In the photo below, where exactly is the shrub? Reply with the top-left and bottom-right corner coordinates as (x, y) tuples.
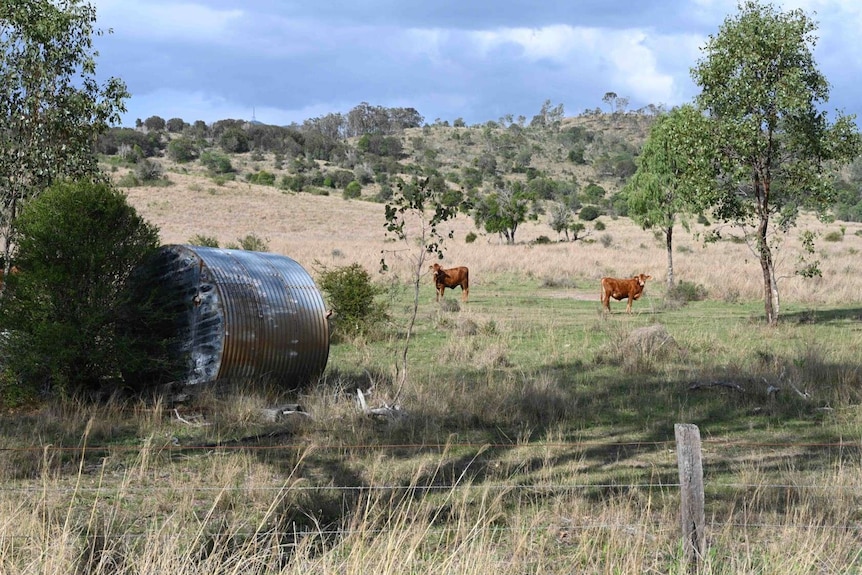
(117, 172), (139, 187)
(823, 230), (843, 242)
(594, 220), (606, 231)
(465, 231), (478, 244)
(167, 137), (198, 163)
(279, 174), (305, 192)
(135, 158), (163, 182)
(315, 263), (389, 340)
(666, 280), (709, 304)
(226, 233), (269, 252)
(0, 180), (160, 400)
(343, 181), (362, 199)
(373, 183), (394, 203)
(188, 234), (220, 247)
(599, 233), (613, 248)
(219, 127), (249, 153)
(200, 151), (234, 175)
(532, 235), (552, 245)
(579, 205), (601, 221)
(248, 170), (276, 186)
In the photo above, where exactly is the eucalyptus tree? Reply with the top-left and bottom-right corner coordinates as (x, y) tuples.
(0, 0), (128, 279)
(624, 105), (716, 289)
(472, 185), (536, 245)
(691, 0), (860, 324)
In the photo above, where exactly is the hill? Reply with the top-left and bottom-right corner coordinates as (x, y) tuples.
(107, 111), (862, 306)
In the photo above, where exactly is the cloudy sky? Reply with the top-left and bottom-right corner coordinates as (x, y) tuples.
(90, 0), (862, 128)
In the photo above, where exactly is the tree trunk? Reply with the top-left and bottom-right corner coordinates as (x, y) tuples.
(665, 225), (674, 289)
(755, 172), (779, 326)
(757, 214), (779, 325)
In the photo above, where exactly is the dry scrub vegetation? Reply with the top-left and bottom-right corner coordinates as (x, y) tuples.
(2, 166), (862, 573)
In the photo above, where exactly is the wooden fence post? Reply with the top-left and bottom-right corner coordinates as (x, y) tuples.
(675, 423), (705, 572)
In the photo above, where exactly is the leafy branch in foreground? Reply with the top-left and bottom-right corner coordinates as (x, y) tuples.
(0, 0), (128, 282)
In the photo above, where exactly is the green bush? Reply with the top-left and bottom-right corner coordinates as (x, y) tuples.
(226, 233), (269, 252)
(316, 263), (389, 340)
(167, 137), (198, 163)
(465, 231), (478, 244)
(343, 181), (362, 199)
(0, 180), (160, 400)
(188, 234), (220, 247)
(579, 205), (601, 221)
(117, 172), (139, 187)
(594, 220), (606, 231)
(666, 280), (709, 304)
(248, 170), (276, 186)
(219, 127), (249, 153)
(200, 151), (234, 175)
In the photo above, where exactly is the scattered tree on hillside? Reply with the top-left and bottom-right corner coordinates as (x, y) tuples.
(166, 117), (186, 132)
(143, 115), (166, 132)
(624, 105), (716, 289)
(601, 92), (629, 115)
(346, 102), (423, 137)
(219, 127), (250, 153)
(472, 185), (537, 244)
(691, 0), (860, 325)
(549, 203), (573, 241)
(530, 99), (565, 131)
(0, 0), (128, 283)
(602, 92), (618, 113)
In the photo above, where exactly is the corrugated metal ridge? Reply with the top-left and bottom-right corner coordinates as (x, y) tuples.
(178, 245), (329, 386)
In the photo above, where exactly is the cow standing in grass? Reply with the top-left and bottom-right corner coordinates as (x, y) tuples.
(430, 263), (469, 302)
(601, 274), (651, 313)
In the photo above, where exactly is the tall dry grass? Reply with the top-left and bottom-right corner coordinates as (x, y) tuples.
(2, 429), (861, 574)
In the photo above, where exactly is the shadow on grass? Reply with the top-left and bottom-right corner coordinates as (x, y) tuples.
(780, 306), (862, 325)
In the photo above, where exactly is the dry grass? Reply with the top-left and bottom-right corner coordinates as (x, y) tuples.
(121, 169), (862, 306)
(1, 434), (861, 574)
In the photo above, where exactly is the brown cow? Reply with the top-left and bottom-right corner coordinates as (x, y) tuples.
(430, 263), (469, 302)
(600, 273), (651, 313)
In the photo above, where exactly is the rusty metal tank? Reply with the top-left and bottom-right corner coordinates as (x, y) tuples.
(125, 245), (329, 389)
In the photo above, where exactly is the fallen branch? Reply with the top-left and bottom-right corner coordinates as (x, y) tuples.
(260, 404), (312, 422)
(173, 409), (211, 426)
(357, 388), (405, 420)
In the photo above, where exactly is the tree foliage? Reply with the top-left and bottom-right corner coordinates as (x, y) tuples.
(624, 105), (716, 288)
(0, 181), (160, 400)
(472, 186), (536, 244)
(691, 0), (860, 324)
(0, 0), (128, 275)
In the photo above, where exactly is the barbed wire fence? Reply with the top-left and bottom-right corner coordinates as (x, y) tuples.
(2, 424), (861, 569)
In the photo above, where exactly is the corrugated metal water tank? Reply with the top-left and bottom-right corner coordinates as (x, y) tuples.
(132, 245), (329, 388)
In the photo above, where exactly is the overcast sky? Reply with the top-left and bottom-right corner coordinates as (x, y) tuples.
(90, 0), (862, 128)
